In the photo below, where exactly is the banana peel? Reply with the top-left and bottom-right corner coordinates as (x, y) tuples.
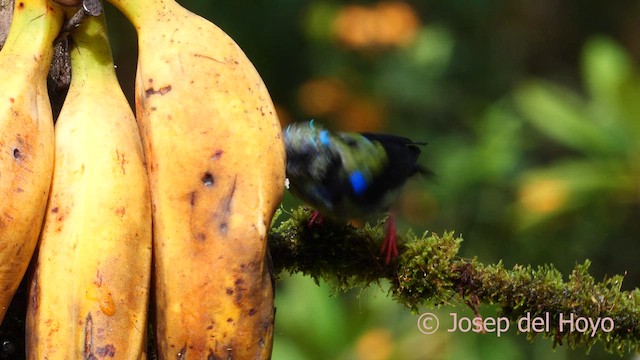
(26, 10), (151, 359)
(0, 0), (62, 323)
(105, 0), (285, 358)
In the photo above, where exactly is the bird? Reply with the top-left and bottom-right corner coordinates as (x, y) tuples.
(283, 120), (431, 264)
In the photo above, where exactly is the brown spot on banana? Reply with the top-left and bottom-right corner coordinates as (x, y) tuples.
(211, 149), (224, 160)
(177, 345), (187, 360)
(193, 53), (225, 64)
(95, 344), (116, 357)
(12, 147), (21, 159)
(115, 207), (126, 217)
(211, 176), (237, 236)
(84, 312), (94, 358)
(144, 84), (172, 97)
(115, 149), (127, 174)
(202, 172), (214, 187)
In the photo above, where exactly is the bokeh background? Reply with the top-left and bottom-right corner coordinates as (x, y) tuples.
(103, 1), (640, 359)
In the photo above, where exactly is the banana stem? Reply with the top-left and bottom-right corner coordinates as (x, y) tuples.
(68, 10), (117, 83)
(1, 0), (63, 63)
(57, 0), (102, 40)
(106, 0), (178, 29)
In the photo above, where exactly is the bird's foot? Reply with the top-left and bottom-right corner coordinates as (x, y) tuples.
(380, 214), (399, 264)
(308, 210), (324, 228)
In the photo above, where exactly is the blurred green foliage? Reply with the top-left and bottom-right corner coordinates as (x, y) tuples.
(103, 1), (640, 359)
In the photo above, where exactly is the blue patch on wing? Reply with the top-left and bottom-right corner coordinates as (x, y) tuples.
(349, 171), (367, 195)
(319, 130), (330, 146)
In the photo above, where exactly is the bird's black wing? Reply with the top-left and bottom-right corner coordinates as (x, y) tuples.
(354, 132), (431, 207)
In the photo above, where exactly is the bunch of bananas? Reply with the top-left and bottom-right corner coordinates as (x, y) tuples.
(0, 0), (284, 358)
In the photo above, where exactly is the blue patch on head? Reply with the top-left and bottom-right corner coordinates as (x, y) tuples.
(349, 171), (367, 195)
(319, 130), (330, 146)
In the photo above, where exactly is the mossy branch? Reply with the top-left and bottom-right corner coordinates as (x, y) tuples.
(268, 207), (640, 356)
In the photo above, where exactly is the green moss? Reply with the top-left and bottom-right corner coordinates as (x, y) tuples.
(269, 207), (387, 290)
(269, 206), (640, 355)
(390, 231), (462, 310)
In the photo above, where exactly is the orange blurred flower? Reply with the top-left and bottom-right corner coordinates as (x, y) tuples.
(297, 77), (349, 116)
(376, 1), (421, 47)
(333, 1), (421, 50)
(297, 78), (388, 132)
(333, 5), (378, 49)
(335, 97), (385, 133)
(355, 328), (393, 360)
(518, 178), (568, 214)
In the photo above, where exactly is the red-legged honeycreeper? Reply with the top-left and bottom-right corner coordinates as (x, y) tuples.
(284, 120), (431, 264)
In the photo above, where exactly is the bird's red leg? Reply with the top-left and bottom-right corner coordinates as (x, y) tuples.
(308, 210), (324, 228)
(380, 213), (399, 264)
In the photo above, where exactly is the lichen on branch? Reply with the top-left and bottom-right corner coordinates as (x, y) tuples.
(268, 207), (640, 355)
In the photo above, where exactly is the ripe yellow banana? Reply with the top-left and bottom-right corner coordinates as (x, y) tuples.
(25, 11), (151, 360)
(0, 0), (62, 322)
(106, 0), (285, 358)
